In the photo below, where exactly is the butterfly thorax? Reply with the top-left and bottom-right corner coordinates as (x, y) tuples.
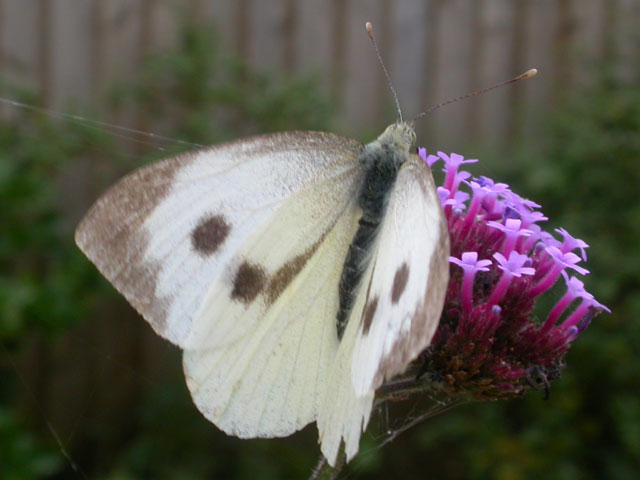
(336, 123), (415, 339)
(358, 123), (414, 221)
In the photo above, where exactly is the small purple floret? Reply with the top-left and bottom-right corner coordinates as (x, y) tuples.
(439, 152), (478, 193)
(492, 251), (535, 277)
(450, 252), (492, 314)
(437, 187), (451, 206)
(530, 246), (589, 297)
(555, 227), (589, 260)
(541, 272), (592, 334)
(418, 147), (440, 167)
(519, 210), (548, 227)
(487, 219), (533, 256)
(489, 252), (536, 305)
(545, 246), (589, 275)
(444, 190), (470, 211)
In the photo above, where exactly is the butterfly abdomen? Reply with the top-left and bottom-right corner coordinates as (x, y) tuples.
(336, 134), (409, 339)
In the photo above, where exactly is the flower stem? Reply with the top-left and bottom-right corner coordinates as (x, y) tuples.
(488, 271), (512, 305)
(461, 271), (475, 313)
(309, 452), (345, 480)
(530, 264), (563, 297)
(541, 292), (573, 333)
(562, 299), (590, 329)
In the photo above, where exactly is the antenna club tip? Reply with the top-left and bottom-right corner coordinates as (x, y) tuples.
(365, 22), (373, 35)
(520, 68), (538, 80)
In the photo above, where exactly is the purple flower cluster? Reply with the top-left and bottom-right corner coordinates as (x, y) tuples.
(418, 148), (609, 399)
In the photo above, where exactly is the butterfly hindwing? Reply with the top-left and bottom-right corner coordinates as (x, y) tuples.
(183, 203), (361, 437)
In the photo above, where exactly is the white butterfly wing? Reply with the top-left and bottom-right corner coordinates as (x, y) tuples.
(183, 204), (360, 437)
(75, 132), (362, 347)
(350, 153), (449, 395)
(318, 153), (449, 465)
(178, 136), (366, 437)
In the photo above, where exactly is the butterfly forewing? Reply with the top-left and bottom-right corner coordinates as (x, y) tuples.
(317, 153), (449, 464)
(349, 153), (449, 395)
(76, 132), (363, 348)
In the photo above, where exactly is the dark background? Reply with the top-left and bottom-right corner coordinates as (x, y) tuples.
(1, 1), (639, 478)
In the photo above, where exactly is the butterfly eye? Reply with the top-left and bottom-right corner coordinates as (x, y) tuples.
(400, 126), (415, 148)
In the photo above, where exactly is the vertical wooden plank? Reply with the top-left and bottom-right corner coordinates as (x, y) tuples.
(519, 0), (557, 141)
(571, 0), (605, 87)
(0, 0), (3, 69)
(420, 0), (444, 144)
(341, 0), (383, 137)
(601, 0), (618, 64)
(330, 0), (350, 110)
(151, 0), (180, 53)
(0, 0), (5, 119)
(0, 0), (3, 83)
(195, 0), (235, 57)
(478, 0), (514, 146)
(90, 1), (107, 106)
(135, 0), (156, 142)
(553, 0), (575, 94)
(389, 0), (429, 131)
(297, 0), (332, 82)
(374, 0), (393, 124)
(505, 0), (529, 142)
(44, 318), (99, 452)
(37, 0), (52, 107)
(2, 0), (39, 92)
(616, 0), (638, 81)
(627, 0), (640, 80)
(23, 335), (54, 444)
(139, 0), (156, 59)
(234, 0), (250, 59)
(189, 0), (204, 20)
(50, 0), (95, 109)
(433, 0), (474, 150)
(102, 1), (142, 84)
(465, 0), (486, 142)
(282, 0), (297, 74)
(102, 1), (143, 128)
(249, 0), (285, 72)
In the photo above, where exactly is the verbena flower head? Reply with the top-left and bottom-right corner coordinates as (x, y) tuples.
(417, 148), (609, 400)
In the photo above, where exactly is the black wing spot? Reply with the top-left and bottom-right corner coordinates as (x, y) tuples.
(391, 262), (409, 304)
(361, 296), (379, 335)
(266, 236), (325, 305)
(232, 261), (267, 304)
(191, 214), (230, 255)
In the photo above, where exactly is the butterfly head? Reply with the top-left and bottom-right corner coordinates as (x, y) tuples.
(377, 123), (416, 154)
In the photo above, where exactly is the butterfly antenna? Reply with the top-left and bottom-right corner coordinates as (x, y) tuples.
(366, 21), (403, 123)
(411, 68), (538, 124)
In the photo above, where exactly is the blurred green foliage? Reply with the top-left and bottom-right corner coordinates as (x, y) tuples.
(1, 23), (639, 480)
(0, 92), (114, 478)
(0, 104), (107, 341)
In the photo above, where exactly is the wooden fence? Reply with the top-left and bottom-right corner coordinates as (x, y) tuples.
(1, 0), (639, 149)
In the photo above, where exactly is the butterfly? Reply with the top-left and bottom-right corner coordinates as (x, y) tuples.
(74, 119), (450, 465)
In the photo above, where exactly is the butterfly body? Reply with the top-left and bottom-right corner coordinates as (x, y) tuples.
(75, 122), (449, 466)
(337, 123), (416, 338)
